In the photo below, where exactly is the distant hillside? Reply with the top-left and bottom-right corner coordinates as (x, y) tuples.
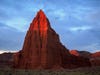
(0, 53), (14, 68)
(70, 50), (100, 66)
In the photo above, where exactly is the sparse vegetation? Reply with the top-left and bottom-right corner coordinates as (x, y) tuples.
(0, 67), (100, 75)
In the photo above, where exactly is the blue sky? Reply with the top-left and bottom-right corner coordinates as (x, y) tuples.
(0, 0), (100, 52)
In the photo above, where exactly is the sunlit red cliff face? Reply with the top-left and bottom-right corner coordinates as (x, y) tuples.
(13, 10), (91, 69)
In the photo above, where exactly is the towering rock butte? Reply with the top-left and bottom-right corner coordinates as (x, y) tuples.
(14, 10), (91, 69)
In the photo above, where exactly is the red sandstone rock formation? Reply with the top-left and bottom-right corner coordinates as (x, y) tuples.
(14, 10), (91, 69)
(0, 53), (13, 68)
(70, 50), (80, 56)
(90, 51), (100, 66)
(69, 55), (91, 68)
(69, 50), (91, 68)
(70, 50), (91, 58)
(14, 10), (70, 69)
(70, 50), (100, 66)
(92, 52), (100, 57)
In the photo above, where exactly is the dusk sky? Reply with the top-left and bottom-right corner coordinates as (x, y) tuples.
(0, 0), (100, 53)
